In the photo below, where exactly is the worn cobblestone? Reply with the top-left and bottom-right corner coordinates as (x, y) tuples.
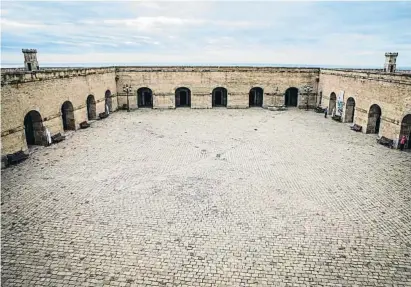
(2, 109), (411, 286)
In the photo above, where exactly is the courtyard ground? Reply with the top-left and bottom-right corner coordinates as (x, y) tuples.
(1, 108), (411, 287)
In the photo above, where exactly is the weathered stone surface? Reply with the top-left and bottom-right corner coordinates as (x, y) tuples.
(1, 109), (410, 286)
(1, 65), (410, 155)
(319, 69), (411, 145)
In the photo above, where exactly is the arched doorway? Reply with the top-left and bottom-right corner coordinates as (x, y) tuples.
(345, 97), (355, 123)
(400, 114), (411, 149)
(86, 95), (96, 120)
(329, 92), (337, 115)
(366, 104), (382, 134)
(175, 87), (191, 108)
(137, 87), (153, 108)
(105, 90), (112, 113)
(212, 87), (227, 107)
(284, 87), (298, 107)
(24, 110), (44, 146)
(249, 87), (263, 107)
(61, 101), (76, 131)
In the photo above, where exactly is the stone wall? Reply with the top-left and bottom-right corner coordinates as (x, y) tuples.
(115, 67), (320, 110)
(1, 68), (117, 155)
(1, 65), (410, 156)
(319, 69), (411, 145)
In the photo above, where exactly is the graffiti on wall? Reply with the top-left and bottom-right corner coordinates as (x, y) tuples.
(336, 91), (345, 117)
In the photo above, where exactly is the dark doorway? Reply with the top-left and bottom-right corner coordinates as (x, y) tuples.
(175, 87), (191, 108)
(249, 87), (263, 107)
(27, 63), (32, 71)
(86, 95), (96, 120)
(61, 101), (76, 130)
(329, 92), (337, 115)
(366, 104), (382, 134)
(345, 97), (355, 123)
(400, 114), (411, 149)
(212, 87), (228, 107)
(24, 110), (44, 146)
(105, 90), (112, 113)
(284, 87), (298, 107)
(137, 87), (153, 108)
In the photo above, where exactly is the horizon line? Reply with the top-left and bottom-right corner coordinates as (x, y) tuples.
(2, 62), (411, 69)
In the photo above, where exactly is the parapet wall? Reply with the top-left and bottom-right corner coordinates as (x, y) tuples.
(116, 66), (320, 109)
(320, 69), (411, 85)
(1, 67), (116, 86)
(1, 67), (117, 155)
(319, 69), (411, 144)
(1, 65), (410, 156)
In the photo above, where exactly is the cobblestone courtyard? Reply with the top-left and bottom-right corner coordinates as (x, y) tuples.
(2, 109), (411, 286)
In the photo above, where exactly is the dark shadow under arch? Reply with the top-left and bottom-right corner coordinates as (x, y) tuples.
(366, 104), (382, 134)
(61, 101), (76, 130)
(249, 87), (263, 107)
(212, 87), (227, 107)
(345, 97), (355, 123)
(175, 87), (191, 107)
(400, 114), (411, 149)
(284, 87), (298, 107)
(24, 110), (44, 146)
(87, 95), (96, 120)
(137, 87), (153, 108)
(329, 92), (337, 115)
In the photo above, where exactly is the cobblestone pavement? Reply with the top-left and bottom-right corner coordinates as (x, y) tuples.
(2, 108), (411, 287)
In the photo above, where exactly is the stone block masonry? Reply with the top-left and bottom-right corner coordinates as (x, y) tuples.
(319, 69), (411, 146)
(1, 65), (410, 155)
(1, 109), (410, 286)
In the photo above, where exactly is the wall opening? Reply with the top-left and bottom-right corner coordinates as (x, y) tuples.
(345, 97), (355, 123)
(137, 87), (153, 108)
(24, 110), (44, 146)
(212, 87), (227, 107)
(400, 114), (411, 149)
(105, 90), (112, 113)
(329, 92), (337, 115)
(175, 87), (191, 108)
(61, 101), (76, 131)
(366, 104), (382, 134)
(249, 87), (263, 107)
(284, 87), (298, 107)
(86, 95), (96, 120)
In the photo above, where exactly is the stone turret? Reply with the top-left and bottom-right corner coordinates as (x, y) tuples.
(384, 52), (398, 73)
(22, 49), (39, 71)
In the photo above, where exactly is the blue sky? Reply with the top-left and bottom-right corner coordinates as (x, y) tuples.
(1, 1), (411, 68)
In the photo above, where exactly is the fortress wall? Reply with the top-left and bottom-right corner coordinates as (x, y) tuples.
(319, 69), (411, 141)
(1, 68), (116, 155)
(2, 65), (409, 156)
(115, 67), (320, 109)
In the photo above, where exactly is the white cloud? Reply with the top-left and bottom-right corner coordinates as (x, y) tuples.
(1, 1), (410, 67)
(1, 18), (45, 29)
